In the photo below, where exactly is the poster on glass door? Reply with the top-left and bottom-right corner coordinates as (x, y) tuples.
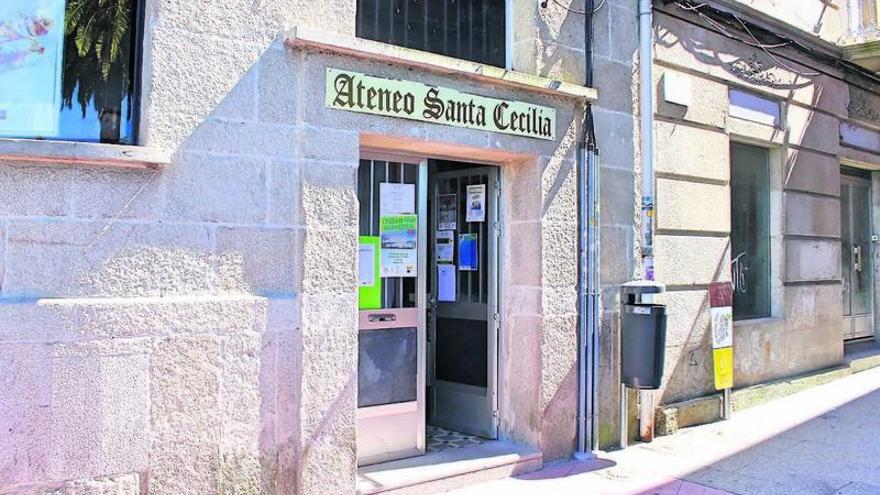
(438, 194), (457, 230)
(459, 233), (478, 271)
(380, 215), (418, 277)
(466, 184), (486, 223)
(0, 0), (66, 137)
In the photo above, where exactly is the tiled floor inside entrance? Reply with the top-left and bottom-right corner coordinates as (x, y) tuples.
(426, 425), (485, 453)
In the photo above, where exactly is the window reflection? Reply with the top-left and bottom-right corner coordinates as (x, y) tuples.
(0, 0), (139, 143)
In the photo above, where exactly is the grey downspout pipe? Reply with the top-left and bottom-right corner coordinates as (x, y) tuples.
(635, 0), (656, 446)
(576, 0), (600, 459)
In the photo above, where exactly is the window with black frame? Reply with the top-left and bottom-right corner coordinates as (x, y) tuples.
(356, 0), (506, 68)
(730, 143), (772, 321)
(0, 0), (141, 144)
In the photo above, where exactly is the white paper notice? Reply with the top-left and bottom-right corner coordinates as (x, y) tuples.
(358, 243), (376, 287)
(710, 307), (733, 349)
(466, 184), (486, 222)
(380, 182), (416, 216)
(437, 264), (456, 302)
(436, 230), (454, 262)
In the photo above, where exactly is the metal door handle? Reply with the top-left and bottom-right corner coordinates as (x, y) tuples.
(368, 313), (397, 323)
(853, 245), (862, 273)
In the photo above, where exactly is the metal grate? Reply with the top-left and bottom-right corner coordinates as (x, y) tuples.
(356, 0), (506, 67)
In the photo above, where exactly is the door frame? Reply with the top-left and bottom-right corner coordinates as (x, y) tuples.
(841, 170), (875, 341)
(427, 164), (501, 439)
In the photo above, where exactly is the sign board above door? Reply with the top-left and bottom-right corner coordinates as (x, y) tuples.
(325, 68), (556, 141)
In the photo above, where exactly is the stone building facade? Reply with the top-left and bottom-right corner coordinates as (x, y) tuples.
(3, 0), (879, 494)
(0, 1), (640, 494)
(648, 0), (880, 434)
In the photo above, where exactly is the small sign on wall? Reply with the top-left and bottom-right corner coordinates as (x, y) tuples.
(326, 68), (557, 140)
(709, 281), (734, 391)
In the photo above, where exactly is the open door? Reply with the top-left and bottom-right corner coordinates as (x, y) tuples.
(356, 158), (428, 466)
(428, 165), (500, 439)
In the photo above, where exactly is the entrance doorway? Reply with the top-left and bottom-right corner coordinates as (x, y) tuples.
(841, 168), (874, 341)
(356, 157), (500, 467)
(428, 163), (499, 440)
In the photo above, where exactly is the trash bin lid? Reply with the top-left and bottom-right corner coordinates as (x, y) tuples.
(620, 280), (666, 296)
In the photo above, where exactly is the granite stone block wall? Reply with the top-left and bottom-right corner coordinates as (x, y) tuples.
(0, 0), (625, 491)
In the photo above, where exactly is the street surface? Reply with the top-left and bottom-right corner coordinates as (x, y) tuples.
(452, 366), (880, 495)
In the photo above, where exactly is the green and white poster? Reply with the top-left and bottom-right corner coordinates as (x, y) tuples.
(380, 215), (418, 278)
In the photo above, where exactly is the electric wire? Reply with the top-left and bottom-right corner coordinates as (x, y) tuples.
(672, 0), (823, 77)
(548, 0), (608, 16)
(664, 0), (880, 90)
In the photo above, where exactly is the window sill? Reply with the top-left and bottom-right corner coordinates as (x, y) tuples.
(283, 26), (598, 102)
(0, 138), (170, 171)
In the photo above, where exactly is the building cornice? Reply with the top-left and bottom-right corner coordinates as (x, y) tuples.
(283, 26), (598, 103)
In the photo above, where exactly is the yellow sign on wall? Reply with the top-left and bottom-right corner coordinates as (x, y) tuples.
(713, 346), (734, 390)
(325, 68), (556, 141)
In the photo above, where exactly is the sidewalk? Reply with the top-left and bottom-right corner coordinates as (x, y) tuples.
(451, 366), (880, 495)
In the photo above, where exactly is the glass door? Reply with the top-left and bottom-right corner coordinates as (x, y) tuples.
(356, 158), (428, 466)
(428, 166), (499, 439)
(841, 172), (874, 341)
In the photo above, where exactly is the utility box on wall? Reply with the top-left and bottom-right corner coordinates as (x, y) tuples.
(620, 281), (667, 390)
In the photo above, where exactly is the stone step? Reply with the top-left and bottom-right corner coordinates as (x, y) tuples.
(357, 440), (542, 495)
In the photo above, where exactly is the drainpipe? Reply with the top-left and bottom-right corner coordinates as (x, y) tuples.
(639, 0), (654, 281)
(576, 0), (601, 460)
(637, 0), (657, 443)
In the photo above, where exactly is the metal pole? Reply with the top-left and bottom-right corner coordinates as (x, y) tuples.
(590, 148), (601, 452)
(619, 383), (628, 449)
(637, 0), (657, 444)
(575, 0), (597, 461)
(575, 126), (591, 459)
(638, 0), (655, 280)
(723, 388), (732, 420)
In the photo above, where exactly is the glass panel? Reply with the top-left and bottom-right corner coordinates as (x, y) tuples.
(358, 327), (418, 407)
(841, 183), (853, 317)
(356, 159), (420, 309)
(730, 143), (771, 320)
(435, 317), (487, 387)
(0, 0), (140, 143)
(356, 0), (505, 67)
(851, 183), (873, 316)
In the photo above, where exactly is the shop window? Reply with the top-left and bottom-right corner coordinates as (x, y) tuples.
(0, 0), (142, 144)
(356, 0), (506, 67)
(730, 143), (772, 320)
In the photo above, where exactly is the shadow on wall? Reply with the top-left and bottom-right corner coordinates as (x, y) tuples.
(654, 15), (813, 92)
(650, 7), (845, 414)
(659, 239), (732, 407)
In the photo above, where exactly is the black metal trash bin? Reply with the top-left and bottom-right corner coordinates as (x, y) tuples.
(620, 302), (667, 390)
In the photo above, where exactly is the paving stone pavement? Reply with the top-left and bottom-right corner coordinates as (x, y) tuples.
(450, 366), (880, 495)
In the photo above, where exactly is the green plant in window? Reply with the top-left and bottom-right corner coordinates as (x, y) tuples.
(61, 0), (133, 142)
